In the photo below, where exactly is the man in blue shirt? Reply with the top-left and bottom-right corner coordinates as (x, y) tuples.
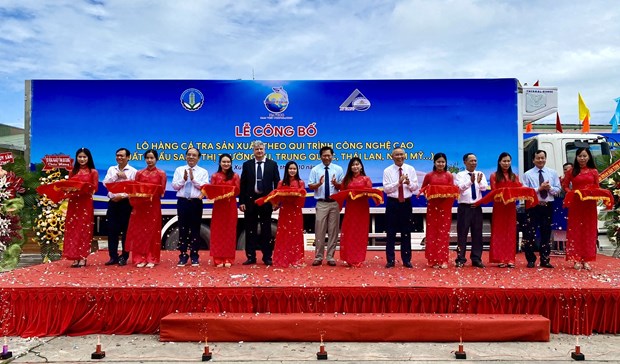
(308, 146), (344, 266)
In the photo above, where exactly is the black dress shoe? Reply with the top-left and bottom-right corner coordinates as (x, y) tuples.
(118, 257), (127, 266)
(455, 262), (464, 268)
(472, 261), (486, 268)
(104, 259), (118, 266)
(312, 260), (322, 266)
(527, 261), (535, 268)
(263, 259), (273, 266)
(242, 259), (256, 265)
(385, 261), (395, 268)
(327, 261), (336, 266)
(403, 262), (413, 268)
(540, 262), (554, 268)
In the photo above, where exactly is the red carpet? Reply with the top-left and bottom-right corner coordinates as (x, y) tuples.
(159, 312), (551, 342)
(0, 250), (618, 337)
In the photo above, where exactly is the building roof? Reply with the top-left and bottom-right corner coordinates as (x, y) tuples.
(0, 124), (25, 151)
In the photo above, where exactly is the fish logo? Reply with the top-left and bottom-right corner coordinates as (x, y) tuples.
(264, 86), (289, 114)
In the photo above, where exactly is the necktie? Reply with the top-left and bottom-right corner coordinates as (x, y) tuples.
(398, 167), (405, 202)
(324, 166), (330, 199)
(469, 172), (477, 200)
(539, 169), (548, 199)
(256, 161), (264, 193)
(184, 168), (193, 198)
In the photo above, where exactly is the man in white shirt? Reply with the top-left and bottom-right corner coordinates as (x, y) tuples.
(383, 146), (418, 268)
(454, 153), (488, 268)
(103, 148), (137, 266)
(521, 150), (561, 268)
(308, 146), (344, 266)
(171, 148), (209, 267)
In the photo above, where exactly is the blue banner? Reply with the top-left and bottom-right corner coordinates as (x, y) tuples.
(30, 79), (520, 209)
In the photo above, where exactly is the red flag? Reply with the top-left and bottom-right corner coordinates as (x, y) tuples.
(533, 80), (539, 86)
(582, 114), (590, 133)
(525, 123), (533, 132)
(555, 113), (563, 133)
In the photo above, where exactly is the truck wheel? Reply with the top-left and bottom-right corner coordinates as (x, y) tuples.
(162, 224), (211, 251)
(236, 222), (278, 250)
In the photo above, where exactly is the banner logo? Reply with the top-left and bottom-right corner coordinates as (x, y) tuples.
(264, 86), (289, 114)
(340, 89), (371, 111)
(180, 88), (204, 111)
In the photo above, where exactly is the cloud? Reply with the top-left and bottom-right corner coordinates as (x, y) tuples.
(0, 0), (619, 127)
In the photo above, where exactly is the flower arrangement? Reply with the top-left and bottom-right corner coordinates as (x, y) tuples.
(34, 170), (68, 262)
(0, 168), (25, 270)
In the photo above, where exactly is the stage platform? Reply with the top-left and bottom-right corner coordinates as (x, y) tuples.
(0, 250), (618, 338)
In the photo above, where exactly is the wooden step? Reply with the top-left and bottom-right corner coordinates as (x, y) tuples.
(160, 312), (550, 342)
(21, 232), (41, 254)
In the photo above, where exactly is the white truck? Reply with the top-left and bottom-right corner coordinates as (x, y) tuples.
(24, 79), (611, 250)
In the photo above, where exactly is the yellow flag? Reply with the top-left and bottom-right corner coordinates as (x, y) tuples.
(578, 93), (591, 123)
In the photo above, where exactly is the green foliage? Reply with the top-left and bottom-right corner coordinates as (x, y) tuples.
(447, 162), (461, 174)
(599, 150), (620, 248)
(0, 243), (22, 271)
(3, 156), (42, 229)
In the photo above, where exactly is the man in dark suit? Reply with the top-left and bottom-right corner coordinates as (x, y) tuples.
(239, 140), (280, 265)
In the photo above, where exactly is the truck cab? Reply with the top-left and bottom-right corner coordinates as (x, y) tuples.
(523, 133), (611, 176)
(437, 133), (612, 250)
(521, 133), (612, 250)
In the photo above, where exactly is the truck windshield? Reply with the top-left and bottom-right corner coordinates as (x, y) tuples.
(565, 142), (610, 171)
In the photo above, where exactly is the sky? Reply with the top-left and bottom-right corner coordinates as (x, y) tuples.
(1, 0), (619, 128)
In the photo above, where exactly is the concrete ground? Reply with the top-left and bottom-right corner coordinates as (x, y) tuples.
(1, 333), (619, 363)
